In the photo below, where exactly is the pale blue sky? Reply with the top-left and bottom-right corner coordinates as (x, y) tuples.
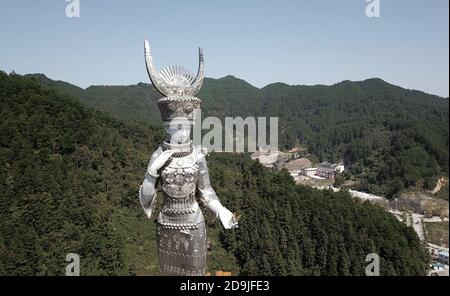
(0, 0), (448, 97)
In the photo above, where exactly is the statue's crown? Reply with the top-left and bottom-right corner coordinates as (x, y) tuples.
(144, 41), (204, 121)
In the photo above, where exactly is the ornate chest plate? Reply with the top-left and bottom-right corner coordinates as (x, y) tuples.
(160, 152), (199, 199)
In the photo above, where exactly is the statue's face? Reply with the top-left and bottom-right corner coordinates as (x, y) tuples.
(164, 119), (192, 144)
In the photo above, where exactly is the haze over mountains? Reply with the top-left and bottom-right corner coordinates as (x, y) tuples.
(27, 73), (449, 199)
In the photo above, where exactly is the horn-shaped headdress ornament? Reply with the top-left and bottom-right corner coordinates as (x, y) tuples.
(144, 40), (203, 121)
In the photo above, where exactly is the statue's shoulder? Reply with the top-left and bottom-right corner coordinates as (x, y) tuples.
(193, 145), (207, 155)
(193, 145), (208, 162)
(154, 146), (163, 155)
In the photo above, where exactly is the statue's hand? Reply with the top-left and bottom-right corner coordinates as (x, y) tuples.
(148, 150), (174, 177)
(206, 200), (238, 229)
(218, 207), (239, 229)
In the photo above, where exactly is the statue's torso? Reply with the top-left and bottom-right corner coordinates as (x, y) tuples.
(157, 148), (204, 229)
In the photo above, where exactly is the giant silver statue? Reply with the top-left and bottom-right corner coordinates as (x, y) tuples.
(139, 40), (238, 276)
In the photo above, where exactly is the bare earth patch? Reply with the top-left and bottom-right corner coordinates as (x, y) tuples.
(424, 221), (449, 247)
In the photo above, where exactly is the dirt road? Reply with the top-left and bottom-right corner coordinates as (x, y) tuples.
(411, 213), (425, 241)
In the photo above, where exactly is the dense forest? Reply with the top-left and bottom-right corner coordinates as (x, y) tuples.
(0, 72), (164, 275)
(0, 72), (430, 275)
(29, 74), (449, 198)
(207, 153), (430, 275)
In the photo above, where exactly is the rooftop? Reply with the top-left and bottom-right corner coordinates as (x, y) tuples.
(431, 262), (445, 268)
(438, 251), (449, 257)
(318, 161), (332, 167)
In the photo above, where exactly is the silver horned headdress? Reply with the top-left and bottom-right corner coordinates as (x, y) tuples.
(144, 40), (204, 121)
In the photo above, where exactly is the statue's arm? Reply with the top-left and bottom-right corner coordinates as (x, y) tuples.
(139, 147), (162, 218)
(196, 151), (220, 207)
(196, 151), (238, 229)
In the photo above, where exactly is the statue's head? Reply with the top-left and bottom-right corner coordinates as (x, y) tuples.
(144, 40), (203, 128)
(162, 117), (192, 145)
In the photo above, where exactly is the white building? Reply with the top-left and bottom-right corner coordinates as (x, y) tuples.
(301, 168), (318, 177)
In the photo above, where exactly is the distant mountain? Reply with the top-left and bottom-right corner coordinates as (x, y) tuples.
(27, 74), (161, 124)
(25, 73), (449, 198)
(0, 72), (431, 275)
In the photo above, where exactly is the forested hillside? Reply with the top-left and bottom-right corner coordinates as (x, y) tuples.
(207, 153), (430, 275)
(0, 72), (164, 275)
(28, 74), (449, 198)
(0, 72), (430, 275)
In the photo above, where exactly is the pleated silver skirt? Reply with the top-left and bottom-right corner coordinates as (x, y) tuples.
(156, 221), (207, 276)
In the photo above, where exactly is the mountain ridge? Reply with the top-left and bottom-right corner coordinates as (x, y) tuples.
(19, 72), (450, 199)
(23, 72), (449, 99)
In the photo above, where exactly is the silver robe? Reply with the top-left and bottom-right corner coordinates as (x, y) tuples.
(139, 145), (219, 276)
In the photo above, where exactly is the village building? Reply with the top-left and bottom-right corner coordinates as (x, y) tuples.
(282, 158), (312, 178)
(301, 167), (318, 177)
(315, 161), (345, 179)
(431, 262), (446, 271)
(438, 251), (449, 264)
